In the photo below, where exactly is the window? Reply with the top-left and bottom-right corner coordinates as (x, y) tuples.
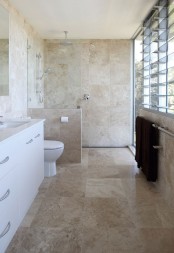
(140, 0), (174, 114)
(134, 34), (143, 144)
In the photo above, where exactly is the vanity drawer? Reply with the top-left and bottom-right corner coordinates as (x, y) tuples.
(0, 140), (17, 180)
(21, 122), (43, 144)
(0, 207), (19, 253)
(0, 169), (19, 253)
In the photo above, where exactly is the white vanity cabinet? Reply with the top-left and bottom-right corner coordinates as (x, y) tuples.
(0, 135), (21, 253)
(0, 136), (19, 180)
(18, 122), (44, 220)
(0, 120), (44, 253)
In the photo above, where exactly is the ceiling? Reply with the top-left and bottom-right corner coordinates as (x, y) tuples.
(9, 0), (156, 39)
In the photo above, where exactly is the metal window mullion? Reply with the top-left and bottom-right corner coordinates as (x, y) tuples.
(143, 22), (150, 108)
(159, 0), (168, 113)
(149, 28), (152, 108)
(157, 9), (160, 111)
(165, 1), (168, 113)
(166, 6), (169, 113)
(166, 0), (171, 112)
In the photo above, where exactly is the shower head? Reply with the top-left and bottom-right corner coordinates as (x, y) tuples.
(60, 31), (72, 46)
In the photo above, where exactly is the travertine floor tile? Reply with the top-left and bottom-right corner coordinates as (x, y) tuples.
(156, 202), (174, 228)
(6, 148), (174, 253)
(81, 148), (89, 167)
(131, 203), (163, 228)
(7, 225), (83, 253)
(81, 227), (109, 253)
(122, 178), (161, 205)
(112, 148), (137, 165)
(87, 165), (142, 179)
(139, 228), (174, 253)
(108, 228), (145, 253)
(85, 178), (126, 198)
(39, 177), (53, 193)
(57, 165), (87, 181)
(88, 148), (115, 166)
(82, 197), (135, 229)
(31, 197), (84, 228)
(87, 165), (119, 178)
(45, 177), (86, 197)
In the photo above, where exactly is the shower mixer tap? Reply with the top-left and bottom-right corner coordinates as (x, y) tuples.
(83, 94), (90, 100)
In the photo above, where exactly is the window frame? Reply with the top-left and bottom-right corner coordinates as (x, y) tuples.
(140, 0), (174, 114)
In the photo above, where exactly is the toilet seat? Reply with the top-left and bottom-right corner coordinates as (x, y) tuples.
(44, 140), (64, 150)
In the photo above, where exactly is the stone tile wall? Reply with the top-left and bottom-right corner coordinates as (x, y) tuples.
(44, 39), (132, 147)
(28, 108), (82, 163)
(139, 108), (174, 206)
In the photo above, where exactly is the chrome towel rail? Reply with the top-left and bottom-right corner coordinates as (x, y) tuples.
(152, 123), (174, 138)
(153, 145), (163, 149)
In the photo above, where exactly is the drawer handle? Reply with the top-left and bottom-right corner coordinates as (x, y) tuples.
(0, 222), (11, 239)
(34, 134), (40, 138)
(0, 189), (10, 201)
(0, 156), (9, 164)
(26, 139), (33, 144)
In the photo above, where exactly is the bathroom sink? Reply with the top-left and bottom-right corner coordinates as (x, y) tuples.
(0, 120), (29, 129)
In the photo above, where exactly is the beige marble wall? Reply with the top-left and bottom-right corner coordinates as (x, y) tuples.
(44, 39), (132, 147)
(139, 108), (174, 206)
(0, 0), (43, 117)
(28, 108), (82, 163)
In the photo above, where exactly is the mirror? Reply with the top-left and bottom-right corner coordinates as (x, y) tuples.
(0, 5), (9, 96)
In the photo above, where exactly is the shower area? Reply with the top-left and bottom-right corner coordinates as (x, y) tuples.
(27, 38), (133, 162)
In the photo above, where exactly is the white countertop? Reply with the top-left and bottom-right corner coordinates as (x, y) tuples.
(0, 119), (45, 143)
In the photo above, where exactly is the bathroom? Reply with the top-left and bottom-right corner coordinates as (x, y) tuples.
(1, 0), (174, 252)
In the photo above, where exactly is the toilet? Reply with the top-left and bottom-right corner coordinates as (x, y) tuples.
(44, 140), (64, 177)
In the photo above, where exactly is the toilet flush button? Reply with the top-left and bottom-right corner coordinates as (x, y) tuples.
(61, 116), (68, 123)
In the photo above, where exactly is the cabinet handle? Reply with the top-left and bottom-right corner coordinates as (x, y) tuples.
(0, 222), (11, 239)
(34, 134), (40, 138)
(0, 189), (10, 202)
(26, 139), (33, 144)
(0, 156), (9, 164)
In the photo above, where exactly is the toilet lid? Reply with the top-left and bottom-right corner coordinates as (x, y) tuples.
(44, 140), (64, 150)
